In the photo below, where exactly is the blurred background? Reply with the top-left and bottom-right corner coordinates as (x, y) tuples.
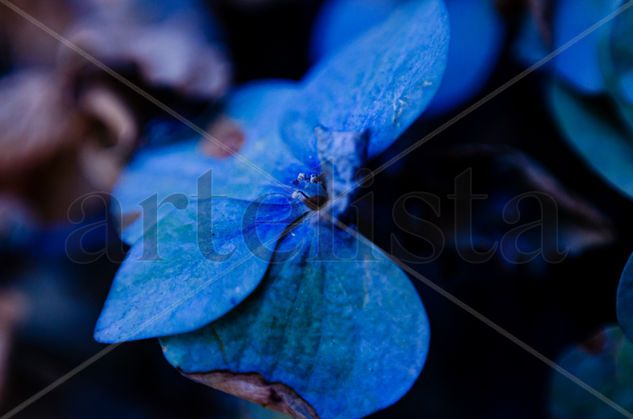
(1, 0), (632, 417)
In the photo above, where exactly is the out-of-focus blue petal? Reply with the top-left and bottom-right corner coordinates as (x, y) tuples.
(161, 221), (429, 418)
(426, 0), (504, 115)
(95, 197), (306, 343)
(131, 0), (207, 20)
(603, 5), (633, 103)
(549, 325), (633, 419)
(515, 14), (549, 67)
(618, 253), (633, 342)
(310, 0), (502, 117)
(282, 0), (449, 168)
(114, 81), (303, 243)
(310, 0), (400, 62)
(549, 81), (633, 198)
(553, 0), (620, 94)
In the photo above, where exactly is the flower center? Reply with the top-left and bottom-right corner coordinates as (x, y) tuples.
(291, 172), (327, 210)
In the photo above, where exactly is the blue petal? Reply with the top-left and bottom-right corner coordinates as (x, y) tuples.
(226, 80), (308, 183)
(623, 71), (633, 103)
(282, 0), (449, 168)
(161, 221), (429, 418)
(95, 197), (306, 343)
(549, 81), (633, 199)
(426, 0), (503, 115)
(311, 0), (501, 117)
(553, 0), (620, 94)
(114, 81), (304, 243)
(549, 325), (633, 418)
(226, 80), (298, 150)
(310, 0), (400, 62)
(618, 253), (633, 342)
(603, 4), (633, 103)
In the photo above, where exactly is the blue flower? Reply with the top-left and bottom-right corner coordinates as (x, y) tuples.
(95, 0), (449, 417)
(310, 0), (504, 115)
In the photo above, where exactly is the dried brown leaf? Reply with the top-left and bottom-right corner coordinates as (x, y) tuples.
(62, 17), (231, 100)
(185, 371), (318, 419)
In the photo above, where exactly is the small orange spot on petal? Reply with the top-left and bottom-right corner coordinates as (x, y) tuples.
(201, 116), (246, 159)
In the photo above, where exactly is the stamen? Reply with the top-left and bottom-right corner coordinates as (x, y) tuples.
(291, 190), (326, 210)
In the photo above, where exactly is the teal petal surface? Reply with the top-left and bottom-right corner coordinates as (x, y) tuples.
(618, 253), (633, 343)
(95, 197), (305, 343)
(162, 221), (429, 418)
(549, 81), (633, 199)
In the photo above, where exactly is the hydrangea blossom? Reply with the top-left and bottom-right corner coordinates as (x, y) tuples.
(95, 0), (450, 416)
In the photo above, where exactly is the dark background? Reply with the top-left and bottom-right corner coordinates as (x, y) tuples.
(2, 1), (631, 418)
